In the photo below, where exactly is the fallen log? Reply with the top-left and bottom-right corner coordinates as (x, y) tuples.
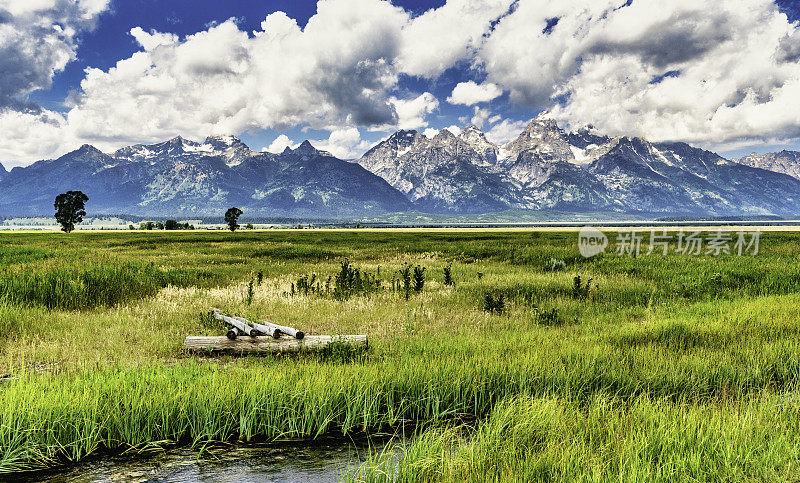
(211, 308), (260, 338)
(253, 320), (305, 340)
(226, 326), (241, 341)
(184, 335), (368, 355)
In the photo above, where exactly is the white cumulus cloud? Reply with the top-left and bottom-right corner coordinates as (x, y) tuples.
(0, 0), (110, 108)
(264, 134), (297, 153)
(485, 118), (527, 145)
(422, 127), (439, 138)
(4, 0), (800, 163)
(397, 0), (515, 78)
(63, 0), (410, 153)
(469, 106), (492, 128)
(310, 127), (373, 159)
(130, 27), (179, 51)
(390, 92), (439, 130)
(478, 0), (800, 148)
(443, 125), (462, 136)
(447, 81), (503, 105)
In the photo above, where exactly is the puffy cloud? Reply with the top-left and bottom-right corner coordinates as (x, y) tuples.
(443, 125), (462, 136)
(65, 0), (409, 147)
(309, 127), (373, 159)
(267, 129), (373, 158)
(422, 127), (439, 138)
(0, 108), (72, 166)
(485, 118), (527, 145)
(397, 0), (515, 77)
(478, 0), (800, 147)
(129, 27), (179, 51)
(390, 92), (439, 129)
(0, 0), (108, 163)
(264, 134), (297, 153)
(5, 0), (800, 163)
(469, 106), (492, 128)
(0, 0), (109, 108)
(447, 81), (503, 105)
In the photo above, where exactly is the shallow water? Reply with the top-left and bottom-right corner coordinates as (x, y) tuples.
(9, 437), (391, 483)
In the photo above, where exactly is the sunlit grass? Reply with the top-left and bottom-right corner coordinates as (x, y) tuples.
(0, 229), (798, 478)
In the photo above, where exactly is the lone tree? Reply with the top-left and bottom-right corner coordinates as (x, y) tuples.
(54, 190), (88, 233)
(225, 207), (243, 232)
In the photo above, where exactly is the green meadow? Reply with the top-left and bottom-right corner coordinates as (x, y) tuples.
(0, 229), (799, 481)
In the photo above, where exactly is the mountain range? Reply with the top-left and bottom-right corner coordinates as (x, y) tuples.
(1, 115), (800, 218)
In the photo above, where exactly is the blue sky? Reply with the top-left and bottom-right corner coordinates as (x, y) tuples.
(2, 0), (800, 165)
(29, 0), (522, 159)
(27, 0), (453, 156)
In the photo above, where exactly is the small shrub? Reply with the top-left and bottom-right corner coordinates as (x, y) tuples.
(534, 306), (562, 326)
(443, 263), (454, 286)
(412, 266), (426, 293)
(333, 260), (380, 301)
(289, 273), (322, 297)
(198, 310), (223, 331)
(245, 279), (254, 305)
(296, 274), (317, 295)
(546, 257), (567, 271)
(483, 291), (505, 315)
(397, 264), (412, 300)
(572, 275), (593, 299)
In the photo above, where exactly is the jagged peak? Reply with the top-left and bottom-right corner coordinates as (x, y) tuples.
(525, 115), (559, 132)
(612, 136), (652, 152)
(204, 134), (243, 146)
(391, 129), (419, 138)
(459, 125), (489, 140)
(433, 128), (457, 141)
(282, 140), (332, 158)
(461, 125), (483, 134)
(142, 136), (188, 151)
(297, 140), (316, 151)
(386, 129), (421, 147)
(74, 144), (104, 155)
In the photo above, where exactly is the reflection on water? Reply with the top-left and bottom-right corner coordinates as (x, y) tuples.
(10, 436), (392, 483)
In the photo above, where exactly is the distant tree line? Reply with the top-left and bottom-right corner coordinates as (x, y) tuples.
(137, 220), (195, 230)
(53, 190), (251, 233)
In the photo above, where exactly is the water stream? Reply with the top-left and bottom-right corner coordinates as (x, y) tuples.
(10, 436), (394, 482)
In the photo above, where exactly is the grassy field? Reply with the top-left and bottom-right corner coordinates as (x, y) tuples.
(0, 229), (799, 480)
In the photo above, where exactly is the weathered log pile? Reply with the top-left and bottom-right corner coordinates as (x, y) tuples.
(183, 307), (367, 355)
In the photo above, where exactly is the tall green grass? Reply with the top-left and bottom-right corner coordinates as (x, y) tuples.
(2, 311), (799, 474)
(347, 394), (800, 482)
(0, 262), (198, 310)
(0, 230), (798, 477)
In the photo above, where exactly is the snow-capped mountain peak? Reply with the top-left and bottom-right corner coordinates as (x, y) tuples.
(111, 134), (257, 167)
(4, 116), (800, 219)
(458, 126), (498, 166)
(735, 150), (800, 181)
(283, 140), (333, 160)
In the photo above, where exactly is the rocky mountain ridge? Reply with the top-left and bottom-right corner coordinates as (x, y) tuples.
(0, 136), (411, 217)
(1, 117), (799, 218)
(735, 150), (800, 181)
(355, 115), (800, 216)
